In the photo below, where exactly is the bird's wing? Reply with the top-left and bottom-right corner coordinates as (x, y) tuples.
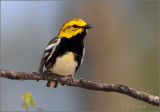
(38, 37), (61, 73)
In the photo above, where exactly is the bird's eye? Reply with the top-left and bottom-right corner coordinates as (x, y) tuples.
(73, 25), (78, 28)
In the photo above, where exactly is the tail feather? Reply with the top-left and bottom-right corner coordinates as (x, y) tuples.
(46, 81), (58, 88)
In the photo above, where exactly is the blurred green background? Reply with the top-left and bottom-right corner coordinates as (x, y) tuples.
(1, 1), (159, 111)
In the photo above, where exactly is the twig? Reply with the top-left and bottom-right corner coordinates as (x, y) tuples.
(1, 69), (159, 106)
(34, 105), (44, 112)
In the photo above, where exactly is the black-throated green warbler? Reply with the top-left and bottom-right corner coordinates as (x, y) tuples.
(38, 18), (91, 88)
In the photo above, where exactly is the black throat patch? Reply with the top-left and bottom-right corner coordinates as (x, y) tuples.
(45, 30), (87, 71)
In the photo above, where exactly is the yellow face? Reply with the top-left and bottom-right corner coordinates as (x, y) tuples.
(57, 18), (91, 39)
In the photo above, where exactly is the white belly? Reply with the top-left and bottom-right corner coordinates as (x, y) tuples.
(49, 52), (78, 76)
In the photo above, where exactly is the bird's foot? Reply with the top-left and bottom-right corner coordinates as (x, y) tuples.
(66, 75), (74, 83)
(80, 78), (84, 81)
(79, 78), (84, 84)
(43, 70), (52, 74)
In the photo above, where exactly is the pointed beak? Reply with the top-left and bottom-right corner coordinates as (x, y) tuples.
(83, 24), (92, 29)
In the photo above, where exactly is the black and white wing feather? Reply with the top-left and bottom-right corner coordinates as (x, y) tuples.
(38, 37), (61, 73)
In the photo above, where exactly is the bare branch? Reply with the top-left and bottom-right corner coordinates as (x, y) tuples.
(1, 69), (159, 106)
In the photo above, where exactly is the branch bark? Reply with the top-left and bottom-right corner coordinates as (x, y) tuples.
(1, 69), (159, 106)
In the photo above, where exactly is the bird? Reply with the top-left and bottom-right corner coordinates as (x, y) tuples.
(38, 18), (91, 88)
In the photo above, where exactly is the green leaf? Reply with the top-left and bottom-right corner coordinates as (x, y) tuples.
(21, 102), (29, 111)
(21, 92), (35, 111)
